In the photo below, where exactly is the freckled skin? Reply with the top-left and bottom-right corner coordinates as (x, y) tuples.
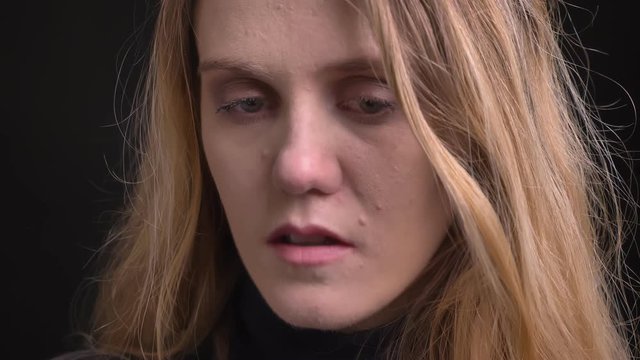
(195, 0), (452, 331)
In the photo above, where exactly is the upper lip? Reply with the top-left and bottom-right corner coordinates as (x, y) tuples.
(267, 223), (353, 246)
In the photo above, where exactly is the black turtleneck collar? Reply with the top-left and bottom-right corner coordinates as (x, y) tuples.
(227, 272), (400, 360)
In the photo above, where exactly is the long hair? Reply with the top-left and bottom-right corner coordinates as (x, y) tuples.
(86, 0), (636, 359)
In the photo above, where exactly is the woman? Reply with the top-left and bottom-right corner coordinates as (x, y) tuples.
(56, 0), (637, 359)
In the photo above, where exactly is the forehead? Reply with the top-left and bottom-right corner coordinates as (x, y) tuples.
(193, 0), (381, 76)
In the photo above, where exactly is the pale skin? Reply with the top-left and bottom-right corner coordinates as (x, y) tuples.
(195, 0), (452, 331)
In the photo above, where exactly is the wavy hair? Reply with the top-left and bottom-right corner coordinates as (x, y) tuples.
(85, 0), (637, 359)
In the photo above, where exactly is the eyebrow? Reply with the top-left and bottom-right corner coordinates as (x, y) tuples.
(197, 57), (386, 80)
(198, 58), (274, 80)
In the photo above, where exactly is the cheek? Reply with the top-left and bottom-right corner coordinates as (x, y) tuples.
(201, 132), (266, 228)
(360, 138), (451, 262)
(356, 131), (444, 216)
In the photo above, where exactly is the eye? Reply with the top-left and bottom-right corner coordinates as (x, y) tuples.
(358, 96), (393, 114)
(338, 96), (395, 116)
(216, 97), (265, 114)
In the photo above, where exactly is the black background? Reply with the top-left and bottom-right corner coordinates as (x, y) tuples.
(3, 1), (639, 359)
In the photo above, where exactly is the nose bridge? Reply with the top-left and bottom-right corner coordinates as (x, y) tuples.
(284, 104), (325, 154)
(272, 97), (342, 196)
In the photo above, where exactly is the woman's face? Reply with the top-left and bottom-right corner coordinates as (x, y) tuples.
(195, 0), (452, 331)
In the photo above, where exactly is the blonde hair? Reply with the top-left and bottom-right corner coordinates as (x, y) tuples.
(85, 0), (636, 359)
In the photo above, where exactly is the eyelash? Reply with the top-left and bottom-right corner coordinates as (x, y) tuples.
(341, 96), (395, 114)
(216, 97), (262, 113)
(215, 96), (395, 118)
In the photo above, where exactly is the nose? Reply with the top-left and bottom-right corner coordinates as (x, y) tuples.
(271, 107), (343, 196)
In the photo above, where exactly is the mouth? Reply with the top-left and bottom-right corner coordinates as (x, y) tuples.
(275, 234), (349, 246)
(267, 224), (354, 266)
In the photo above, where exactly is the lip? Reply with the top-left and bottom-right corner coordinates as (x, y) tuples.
(267, 223), (354, 266)
(267, 223), (353, 245)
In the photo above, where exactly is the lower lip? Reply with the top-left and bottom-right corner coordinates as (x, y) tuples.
(269, 243), (353, 266)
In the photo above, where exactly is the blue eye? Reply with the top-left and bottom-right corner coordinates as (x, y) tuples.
(216, 97), (265, 114)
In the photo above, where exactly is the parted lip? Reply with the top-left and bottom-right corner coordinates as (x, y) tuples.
(267, 223), (353, 246)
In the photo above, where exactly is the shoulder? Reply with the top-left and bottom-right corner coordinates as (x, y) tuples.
(50, 350), (126, 360)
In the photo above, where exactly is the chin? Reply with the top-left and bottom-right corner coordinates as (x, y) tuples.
(271, 303), (364, 331)
(261, 286), (372, 331)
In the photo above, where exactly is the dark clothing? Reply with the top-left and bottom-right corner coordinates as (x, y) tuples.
(52, 273), (396, 360)
(228, 272), (395, 360)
